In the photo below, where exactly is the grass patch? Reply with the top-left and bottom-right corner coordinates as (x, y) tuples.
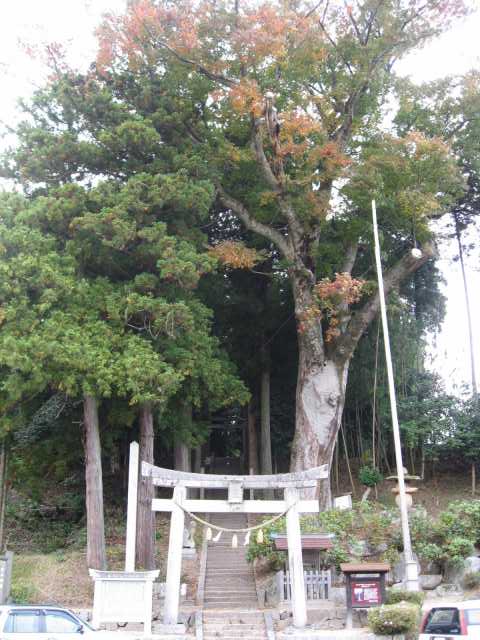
(11, 552), (93, 607)
(11, 557), (38, 603)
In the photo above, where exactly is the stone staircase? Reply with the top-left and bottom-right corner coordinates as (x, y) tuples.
(203, 512), (259, 610)
(202, 610), (268, 640)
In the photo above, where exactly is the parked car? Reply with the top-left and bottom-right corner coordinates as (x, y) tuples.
(0, 605), (97, 638)
(419, 600), (480, 639)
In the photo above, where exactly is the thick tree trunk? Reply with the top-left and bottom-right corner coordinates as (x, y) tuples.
(136, 402), (155, 570)
(247, 399), (259, 474)
(174, 443), (191, 471)
(174, 402), (192, 472)
(260, 346), (273, 477)
(0, 441), (8, 551)
(83, 395), (106, 570)
(291, 356), (349, 505)
(289, 276), (350, 506)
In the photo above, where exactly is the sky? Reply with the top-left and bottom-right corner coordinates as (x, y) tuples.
(0, 0), (479, 394)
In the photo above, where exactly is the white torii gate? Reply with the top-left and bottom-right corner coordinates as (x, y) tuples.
(125, 442), (328, 629)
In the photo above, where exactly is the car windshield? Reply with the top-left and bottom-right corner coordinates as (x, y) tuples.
(424, 608), (462, 635)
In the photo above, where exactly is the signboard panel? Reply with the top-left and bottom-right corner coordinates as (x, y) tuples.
(351, 579), (381, 607)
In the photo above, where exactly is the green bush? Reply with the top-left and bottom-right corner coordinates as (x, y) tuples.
(367, 603), (420, 636)
(444, 536), (474, 566)
(359, 465), (383, 488)
(10, 583), (36, 604)
(386, 588), (425, 606)
(245, 500), (479, 575)
(463, 571), (480, 590)
(438, 501), (480, 544)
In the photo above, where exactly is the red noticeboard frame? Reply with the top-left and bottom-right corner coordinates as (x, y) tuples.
(350, 578), (381, 607)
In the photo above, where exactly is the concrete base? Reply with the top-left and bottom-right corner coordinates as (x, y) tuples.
(278, 629), (405, 640)
(279, 628), (375, 639)
(152, 623), (186, 635)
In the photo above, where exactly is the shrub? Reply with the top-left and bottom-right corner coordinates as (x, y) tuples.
(463, 571), (480, 590)
(359, 465), (383, 488)
(367, 603), (420, 636)
(438, 501), (480, 544)
(444, 536), (475, 566)
(414, 541), (443, 564)
(386, 588), (425, 606)
(324, 542), (349, 570)
(10, 583), (36, 604)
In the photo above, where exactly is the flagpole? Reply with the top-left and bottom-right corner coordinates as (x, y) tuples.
(371, 200), (419, 591)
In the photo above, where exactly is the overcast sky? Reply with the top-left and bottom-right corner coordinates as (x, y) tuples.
(0, 1), (479, 395)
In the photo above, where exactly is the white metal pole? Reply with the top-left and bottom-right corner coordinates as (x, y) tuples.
(371, 200), (419, 591)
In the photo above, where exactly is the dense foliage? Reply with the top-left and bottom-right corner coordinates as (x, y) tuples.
(247, 501), (480, 572)
(367, 602), (420, 636)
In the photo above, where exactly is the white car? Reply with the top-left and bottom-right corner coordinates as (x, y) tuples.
(0, 605), (98, 639)
(419, 600), (480, 639)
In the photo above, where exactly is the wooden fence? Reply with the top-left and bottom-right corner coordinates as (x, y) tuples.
(277, 569), (331, 601)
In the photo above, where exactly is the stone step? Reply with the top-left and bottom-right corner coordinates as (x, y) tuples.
(206, 560), (250, 565)
(205, 583), (255, 588)
(206, 559), (250, 563)
(204, 624), (267, 630)
(204, 592), (257, 597)
(205, 591), (257, 606)
(204, 635), (266, 639)
(206, 568), (252, 574)
(204, 635), (266, 640)
(203, 613), (265, 619)
(205, 575), (253, 580)
(204, 600), (259, 606)
(205, 587), (256, 592)
(204, 624), (265, 631)
(206, 568), (251, 572)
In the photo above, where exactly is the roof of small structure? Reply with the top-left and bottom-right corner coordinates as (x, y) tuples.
(340, 563), (390, 573)
(272, 533), (334, 551)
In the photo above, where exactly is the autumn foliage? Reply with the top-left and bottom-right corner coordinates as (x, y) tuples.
(209, 241), (260, 269)
(298, 273), (365, 341)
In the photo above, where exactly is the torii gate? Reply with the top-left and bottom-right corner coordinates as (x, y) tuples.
(125, 442), (328, 629)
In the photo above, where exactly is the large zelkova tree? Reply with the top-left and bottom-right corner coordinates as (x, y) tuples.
(89, 0), (468, 502)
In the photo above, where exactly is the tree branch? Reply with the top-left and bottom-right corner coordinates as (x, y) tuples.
(341, 242), (359, 274)
(250, 119), (305, 253)
(251, 122), (282, 192)
(216, 185), (293, 260)
(337, 242), (436, 356)
(343, 0), (363, 43)
(155, 38), (237, 87)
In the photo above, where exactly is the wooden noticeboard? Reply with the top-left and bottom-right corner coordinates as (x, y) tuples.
(340, 563), (390, 628)
(350, 578), (381, 607)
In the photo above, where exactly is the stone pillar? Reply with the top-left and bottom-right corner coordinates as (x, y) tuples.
(285, 487), (307, 628)
(163, 486), (186, 625)
(125, 442), (139, 572)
